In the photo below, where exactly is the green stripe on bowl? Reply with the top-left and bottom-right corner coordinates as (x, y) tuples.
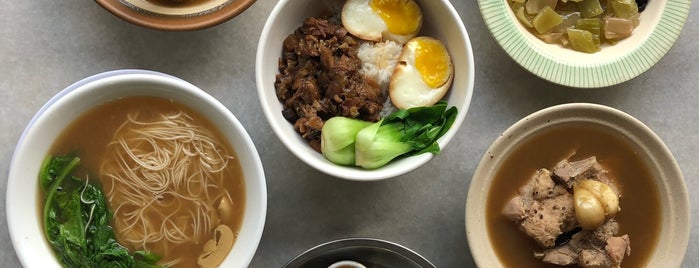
(478, 0), (691, 88)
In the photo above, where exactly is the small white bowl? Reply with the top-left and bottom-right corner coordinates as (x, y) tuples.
(465, 103), (689, 267)
(6, 70), (267, 268)
(478, 0), (691, 87)
(256, 0), (475, 181)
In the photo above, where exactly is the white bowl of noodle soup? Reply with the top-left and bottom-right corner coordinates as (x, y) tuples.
(6, 70), (266, 268)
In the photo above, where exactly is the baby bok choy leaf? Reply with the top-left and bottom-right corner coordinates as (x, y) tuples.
(356, 102), (457, 169)
(320, 117), (373, 166)
(320, 101), (457, 169)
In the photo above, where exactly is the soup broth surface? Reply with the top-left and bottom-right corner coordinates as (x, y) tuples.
(486, 123), (660, 268)
(45, 96), (245, 267)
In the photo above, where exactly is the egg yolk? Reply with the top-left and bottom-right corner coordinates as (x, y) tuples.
(369, 0), (422, 35)
(414, 38), (451, 88)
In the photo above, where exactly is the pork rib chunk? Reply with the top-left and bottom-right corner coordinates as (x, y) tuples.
(502, 169), (577, 247)
(504, 156), (631, 268)
(536, 219), (631, 268)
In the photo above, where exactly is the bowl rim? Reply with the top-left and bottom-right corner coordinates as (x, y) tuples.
(477, 0), (691, 88)
(94, 0), (257, 31)
(464, 103), (690, 267)
(255, 0), (475, 181)
(6, 69), (267, 267)
(282, 237), (436, 268)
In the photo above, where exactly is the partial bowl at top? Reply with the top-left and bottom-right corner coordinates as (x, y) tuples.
(465, 103), (689, 267)
(95, 0), (256, 31)
(6, 70), (266, 267)
(478, 0), (691, 88)
(256, 0), (475, 181)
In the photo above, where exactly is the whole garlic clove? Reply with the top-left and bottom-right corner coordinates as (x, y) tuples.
(574, 186), (606, 230)
(577, 179), (620, 216)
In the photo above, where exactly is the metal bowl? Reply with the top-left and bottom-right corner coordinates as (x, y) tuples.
(283, 238), (435, 268)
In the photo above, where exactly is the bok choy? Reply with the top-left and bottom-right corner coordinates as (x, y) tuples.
(321, 101), (457, 169)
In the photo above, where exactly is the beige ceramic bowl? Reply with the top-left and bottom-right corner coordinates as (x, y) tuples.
(256, 0), (474, 181)
(95, 0), (256, 30)
(465, 103), (689, 267)
(6, 70), (267, 267)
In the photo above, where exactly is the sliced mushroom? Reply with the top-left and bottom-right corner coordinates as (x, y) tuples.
(216, 197), (235, 224)
(198, 225), (235, 268)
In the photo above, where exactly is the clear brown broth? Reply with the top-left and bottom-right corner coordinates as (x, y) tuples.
(42, 96), (246, 267)
(485, 123), (660, 268)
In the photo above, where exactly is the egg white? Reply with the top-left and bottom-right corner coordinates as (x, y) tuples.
(389, 38), (454, 109)
(341, 0), (421, 43)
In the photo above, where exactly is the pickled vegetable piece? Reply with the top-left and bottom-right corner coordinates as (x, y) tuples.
(533, 6), (563, 34)
(537, 32), (564, 43)
(577, 0), (604, 18)
(526, 0), (558, 15)
(552, 12), (581, 33)
(516, 6), (534, 28)
(576, 18), (601, 46)
(605, 17), (635, 39)
(609, 0), (639, 19)
(567, 28), (600, 53)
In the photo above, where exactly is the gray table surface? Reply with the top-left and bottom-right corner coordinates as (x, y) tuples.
(1, 0), (696, 267)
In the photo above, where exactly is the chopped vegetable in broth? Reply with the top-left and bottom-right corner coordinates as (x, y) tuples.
(509, 0), (644, 53)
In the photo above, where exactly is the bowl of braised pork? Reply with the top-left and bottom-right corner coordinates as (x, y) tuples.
(256, 0), (474, 180)
(465, 103), (689, 267)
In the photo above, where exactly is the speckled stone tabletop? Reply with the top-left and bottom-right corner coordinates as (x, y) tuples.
(0, 0), (696, 267)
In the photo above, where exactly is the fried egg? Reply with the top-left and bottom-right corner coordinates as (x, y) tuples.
(389, 37), (453, 109)
(341, 0), (423, 44)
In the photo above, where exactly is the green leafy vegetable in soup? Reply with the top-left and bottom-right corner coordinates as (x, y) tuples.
(509, 0), (642, 53)
(41, 155), (163, 268)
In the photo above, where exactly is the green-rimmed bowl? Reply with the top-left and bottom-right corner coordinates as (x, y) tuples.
(478, 0), (691, 88)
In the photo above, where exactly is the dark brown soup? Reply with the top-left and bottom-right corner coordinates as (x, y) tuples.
(43, 96), (246, 267)
(486, 123), (660, 268)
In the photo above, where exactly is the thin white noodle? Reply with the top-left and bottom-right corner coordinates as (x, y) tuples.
(100, 110), (236, 265)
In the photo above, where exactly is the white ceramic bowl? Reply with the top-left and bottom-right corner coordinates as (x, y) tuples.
(478, 0), (691, 87)
(465, 103), (689, 267)
(6, 70), (267, 268)
(256, 0), (475, 181)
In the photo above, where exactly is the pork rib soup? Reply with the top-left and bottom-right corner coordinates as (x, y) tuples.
(486, 123), (660, 268)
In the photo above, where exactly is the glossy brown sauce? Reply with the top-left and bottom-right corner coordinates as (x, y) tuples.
(44, 96), (246, 267)
(486, 123), (660, 268)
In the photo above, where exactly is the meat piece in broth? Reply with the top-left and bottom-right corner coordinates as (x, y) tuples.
(504, 156), (632, 267)
(536, 219), (630, 267)
(503, 169), (577, 247)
